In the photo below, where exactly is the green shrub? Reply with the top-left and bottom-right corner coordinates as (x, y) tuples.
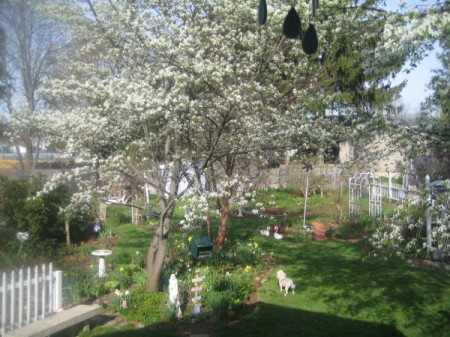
(0, 175), (96, 259)
(337, 215), (380, 239)
(203, 290), (233, 319)
(64, 264), (109, 302)
(119, 291), (165, 325)
(325, 226), (336, 238)
(132, 268), (147, 292)
(79, 246), (97, 256)
(107, 264), (140, 290)
(203, 269), (254, 319)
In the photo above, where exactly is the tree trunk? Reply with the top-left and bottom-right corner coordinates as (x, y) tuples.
(146, 231), (168, 292)
(146, 196), (173, 292)
(215, 198), (229, 250)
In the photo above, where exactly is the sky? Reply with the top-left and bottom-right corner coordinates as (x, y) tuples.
(384, 0), (443, 115)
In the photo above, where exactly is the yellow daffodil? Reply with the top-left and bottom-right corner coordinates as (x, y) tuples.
(188, 236), (192, 243)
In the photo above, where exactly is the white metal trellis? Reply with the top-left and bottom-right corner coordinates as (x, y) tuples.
(349, 172), (382, 219)
(425, 176), (449, 260)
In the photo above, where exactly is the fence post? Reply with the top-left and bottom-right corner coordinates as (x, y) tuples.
(34, 265), (38, 323)
(388, 171), (392, 200)
(53, 271), (63, 312)
(49, 264), (53, 315)
(41, 264), (46, 319)
(2, 272), (6, 336)
(26, 267), (31, 325)
(10, 271), (15, 329)
(19, 268), (24, 328)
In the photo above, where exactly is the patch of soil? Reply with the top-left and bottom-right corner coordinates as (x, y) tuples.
(264, 206), (286, 216)
(312, 222), (328, 241)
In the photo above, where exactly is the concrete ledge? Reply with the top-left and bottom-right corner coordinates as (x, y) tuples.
(5, 305), (104, 337)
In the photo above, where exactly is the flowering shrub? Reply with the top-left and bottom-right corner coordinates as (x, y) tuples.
(369, 186), (450, 259)
(369, 223), (405, 258)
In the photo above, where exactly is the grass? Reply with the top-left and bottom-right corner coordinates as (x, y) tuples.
(82, 190), (450, 337)
(107, 223), (151, 264)
(220, 239), (450, 337)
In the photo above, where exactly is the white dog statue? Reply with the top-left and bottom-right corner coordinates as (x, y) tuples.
(276, 270), (295, 296)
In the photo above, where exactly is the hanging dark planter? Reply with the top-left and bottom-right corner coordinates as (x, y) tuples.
(258, 0), (267, 25)
(283, 6), (302, 39)
(302, 23), (318, 55)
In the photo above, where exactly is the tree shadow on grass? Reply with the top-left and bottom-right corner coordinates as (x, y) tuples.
(218, 302), (405, 337)
(74, 302), (405, 337)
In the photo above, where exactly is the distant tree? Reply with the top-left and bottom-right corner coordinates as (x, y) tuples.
(0, 0), (63, 176)
(406, 3), (450, 179)
(0, 25), (6, 100)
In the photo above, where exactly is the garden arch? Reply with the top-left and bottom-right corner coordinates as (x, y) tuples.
(425, 176), (449, 260)
(349, 172), (382, 219)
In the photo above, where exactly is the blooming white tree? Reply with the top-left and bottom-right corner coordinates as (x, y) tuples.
(38, 0), (446, 291)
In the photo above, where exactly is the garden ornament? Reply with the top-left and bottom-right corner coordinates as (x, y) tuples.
(276, 270), (296, 296)
(260, 226), (271, 236)
(258, 0), (267, 25)
(169, 274), (182, 318)
(283, 6), (302, 39)
(16, 231), (29, 253)
(273, 225), (284, 240)
(258, 2), (320, 54)
(302, 24), (318, 55)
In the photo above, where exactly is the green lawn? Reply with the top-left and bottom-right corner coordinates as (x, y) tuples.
(219, 238), (450, 337)
(84, 191), (449, 337)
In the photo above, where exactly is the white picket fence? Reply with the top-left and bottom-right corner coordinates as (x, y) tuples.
(0, 263), (63, 336)
(381, 182), (407, 201)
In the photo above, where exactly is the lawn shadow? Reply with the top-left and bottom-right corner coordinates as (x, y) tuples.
(78, 302), (405, 337)
(218, 301), (406, 337)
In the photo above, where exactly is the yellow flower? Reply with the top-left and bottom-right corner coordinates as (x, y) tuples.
(136, 251), (140, 255)
(244, 265), (252, 273)
(188, 236), (192, 243)
(119, 266), (124, 272)
(89, 264), (94, 269)
(253, 242), (259, 249)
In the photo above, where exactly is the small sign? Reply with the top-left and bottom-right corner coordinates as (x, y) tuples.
(191, 286), (203, 292)
(192, 295), (202, 302)
(192, 276), (205, 283)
